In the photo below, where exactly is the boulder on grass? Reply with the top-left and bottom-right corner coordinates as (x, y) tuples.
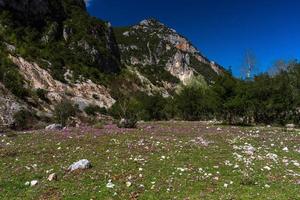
(117, 118), (137, 128)
(285, 124), (296, 131)
(47, 173), (57, 181)
(68, 159), (91, 172)
(45, 124), (63, 130)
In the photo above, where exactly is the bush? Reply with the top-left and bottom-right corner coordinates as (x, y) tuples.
(0, 57), (29, 99)
(175, 83), (217, 121)
(13, 109), (35, 130)
(108, 98), (140, 128)
(135, 93), (168, 121)
(36, 88), (50, 102)
(54, 100), (78, 126)
(108, 98), (141, 120)
(84, 105), (107, 116)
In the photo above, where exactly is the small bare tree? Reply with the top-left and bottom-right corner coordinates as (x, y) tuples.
(241, 50), (257, 79)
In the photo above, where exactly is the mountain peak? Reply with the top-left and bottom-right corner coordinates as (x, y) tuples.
(139, 18), (164, 27)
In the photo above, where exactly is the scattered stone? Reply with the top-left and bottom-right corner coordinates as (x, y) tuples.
(286, 124), (296, 129)
(217, 127), (222, 131)
(292, 160), (300, 167)
(263, 166), (271, 171)
(106, 180), (115, 188)
(244, 144), (256, 155)
(68, 159), (91, 172)
(117, 118), (137, 128)
(282, 147), (289, 152)
(266, 153), (278, 162)
(47, 173), (57, 181)
(233, 164), (239, 169)
(126, 181), (132, 187)
(45, 124), (63, 130)
(190, 136), (212, 147)
(26, 180), (38, 187)
(286, 124), (296, 131)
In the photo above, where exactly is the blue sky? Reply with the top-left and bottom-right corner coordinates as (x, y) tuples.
(87, 0), (300, 76)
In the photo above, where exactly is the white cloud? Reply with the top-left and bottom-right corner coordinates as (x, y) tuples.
(84, 0), (93, 7)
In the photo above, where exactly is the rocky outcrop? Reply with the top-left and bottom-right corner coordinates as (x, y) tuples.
(166, 51), (195, 84)
(10, 56), (115, 110)
(130, 68), (171, 97)
(0, 83), (25, 125)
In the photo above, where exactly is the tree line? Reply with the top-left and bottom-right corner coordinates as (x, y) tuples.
(111, 61), (300, 126)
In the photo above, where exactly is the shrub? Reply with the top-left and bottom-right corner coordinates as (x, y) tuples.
(108, 98), (140, 128)
(108, 98), (141, 120)
(54, 100), (78, 126)
(135, 93), (168, 121)
(175, 83), (217, 121)
(12, 109), (35, 130)
(84, 105), (107, 116)
(0, 57), (29, 99)
(36, 88), (50, 102)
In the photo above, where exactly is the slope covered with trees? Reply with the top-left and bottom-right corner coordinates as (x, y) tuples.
(113, 62), (300, 126)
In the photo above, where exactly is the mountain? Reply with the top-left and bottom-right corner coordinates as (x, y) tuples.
(0, 0), (224, 126)
(115, 19), (223, 86)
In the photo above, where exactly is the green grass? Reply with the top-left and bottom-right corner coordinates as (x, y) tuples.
(0, 122), (299, 199)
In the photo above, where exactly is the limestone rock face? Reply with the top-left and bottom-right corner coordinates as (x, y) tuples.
(10, 56), (116, 110)
(166, 51), (194, 84)
(0, 83), (25, 126)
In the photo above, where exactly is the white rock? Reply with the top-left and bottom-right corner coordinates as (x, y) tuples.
(47, 173), (57, 181)
(282, 147), (289, 152)
(292, 161), (300, 167)
(286, 124), (295, 129)
(244, 145), (256, 155)
(106, 180), (115, 188)
(45, 124), (63, 130)
(266, 153), (278, 162)
(30, 180), (38, 186)
(68, 159), (91, 171)
(233, 164), (239, 169)
(126, 181), (132, 187)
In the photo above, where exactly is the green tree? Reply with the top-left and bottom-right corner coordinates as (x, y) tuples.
(54, 100), (78, 126)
